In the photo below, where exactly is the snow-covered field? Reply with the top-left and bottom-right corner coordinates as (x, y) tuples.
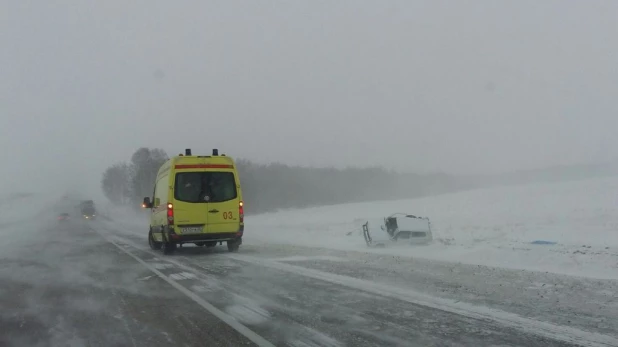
(248, 177), (618, 280)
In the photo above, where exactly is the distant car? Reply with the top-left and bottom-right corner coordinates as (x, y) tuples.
(80, 205), (95, 219)
(58, 213), (70, 221)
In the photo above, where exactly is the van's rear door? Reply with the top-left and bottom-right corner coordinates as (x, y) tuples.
(204, 171), (240, 233)
(172, 171), (209, 234)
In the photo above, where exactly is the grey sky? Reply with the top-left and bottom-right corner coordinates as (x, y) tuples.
(1, 0), (617, 195)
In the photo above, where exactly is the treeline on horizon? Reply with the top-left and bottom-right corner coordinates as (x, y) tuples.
(235, 159), (471, 214)
(101, 147), (618, 215)
(100, 147), (472, 214)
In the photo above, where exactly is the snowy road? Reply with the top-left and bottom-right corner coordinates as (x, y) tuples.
(2, 208), (617, 346)
(0, 220), (254, 347)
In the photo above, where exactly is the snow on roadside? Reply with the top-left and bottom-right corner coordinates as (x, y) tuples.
(247, 176), (618, 280)
(99, 203), (149, 235)
(0, 192), (61, 255)
(0, 193), (58, 226)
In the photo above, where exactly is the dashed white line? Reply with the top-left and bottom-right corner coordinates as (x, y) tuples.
(169, 272), (197, 280)
(100, 227), (618, 347)
(96, 231), (275, 347)
(152, 263), (174, 270)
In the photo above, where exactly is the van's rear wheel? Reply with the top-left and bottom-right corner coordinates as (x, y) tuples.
(227, 239), (240, 252)
(162, 241), (176, 255)
(148, 229), (162, 250)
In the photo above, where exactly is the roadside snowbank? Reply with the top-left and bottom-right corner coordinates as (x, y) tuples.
(99, 203), (149, 231)
(247, 177), (618, 279)
(0, 193), (59, 226)
(0, 193), (60, 255)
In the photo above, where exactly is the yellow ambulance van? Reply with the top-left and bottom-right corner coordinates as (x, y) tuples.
(142, 149), (244, 254)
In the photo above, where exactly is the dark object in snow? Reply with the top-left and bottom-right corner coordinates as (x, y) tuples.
(530, 240), (557, 245)
(363, 213), (432, 247)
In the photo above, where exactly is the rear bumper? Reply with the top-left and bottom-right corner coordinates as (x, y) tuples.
(165, 225), (243, 244)
(171, 232), (242, 244)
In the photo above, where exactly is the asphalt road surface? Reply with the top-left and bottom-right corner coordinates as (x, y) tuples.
(1, 209), (617, 347)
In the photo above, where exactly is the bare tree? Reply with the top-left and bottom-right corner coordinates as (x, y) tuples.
(101, 163), (131, 205)
(103, 150), (465, 214)
(129, 147), (169, 204)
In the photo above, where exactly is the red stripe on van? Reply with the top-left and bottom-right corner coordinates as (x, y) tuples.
(174, 164), (233, 169)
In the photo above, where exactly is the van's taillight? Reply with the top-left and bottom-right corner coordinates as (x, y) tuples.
(239, 201), (244, 223)
(167, 203), (174, 224)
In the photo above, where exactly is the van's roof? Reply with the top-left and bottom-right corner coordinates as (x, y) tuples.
(167, 154), (236, 170)
(157, 154), (237, 180)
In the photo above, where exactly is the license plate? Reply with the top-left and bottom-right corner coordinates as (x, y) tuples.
(182, 227), (202, 234)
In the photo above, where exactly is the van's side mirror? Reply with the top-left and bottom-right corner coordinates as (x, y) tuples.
(142, 197), (152, 208)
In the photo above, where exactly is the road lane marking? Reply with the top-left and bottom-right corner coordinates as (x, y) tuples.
(152, 263), (174, 270)
(169, 272), (197, 280)
(96, 231), (275, 347)
(102, 228), (618, 347)
(225, 254), (618, 347)
(270, 255), (348, 262)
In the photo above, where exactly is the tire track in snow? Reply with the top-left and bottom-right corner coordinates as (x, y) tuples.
(110, 288), (138, 347)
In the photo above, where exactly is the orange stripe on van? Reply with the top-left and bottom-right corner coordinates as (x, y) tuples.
(174, 164), (233, 169)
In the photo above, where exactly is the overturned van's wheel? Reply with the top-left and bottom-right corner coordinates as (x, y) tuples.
(148, 229), (162, 250)
(227, 239), (240, 252)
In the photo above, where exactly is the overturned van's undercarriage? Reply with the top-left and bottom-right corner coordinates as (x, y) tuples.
(362, 213), (432, 247)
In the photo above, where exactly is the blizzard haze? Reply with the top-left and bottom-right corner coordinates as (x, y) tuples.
(1, 1), (617, 194)
(2, 3), (618, 344)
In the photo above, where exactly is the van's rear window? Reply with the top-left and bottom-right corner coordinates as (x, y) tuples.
(174, 172), (237, 203)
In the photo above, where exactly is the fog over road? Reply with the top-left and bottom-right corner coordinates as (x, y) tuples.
(1, 199), (616, 347)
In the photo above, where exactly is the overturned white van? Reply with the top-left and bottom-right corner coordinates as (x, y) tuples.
(362, 213), (432, 247)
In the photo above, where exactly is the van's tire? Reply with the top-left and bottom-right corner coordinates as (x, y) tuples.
(148, 229), (162, 250)
(227, 240), (240, 252)
(160, 231), (177, 255)
(162, 241), (176, 255)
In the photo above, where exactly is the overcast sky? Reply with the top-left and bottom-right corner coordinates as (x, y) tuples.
(1, 0), (617, 195)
